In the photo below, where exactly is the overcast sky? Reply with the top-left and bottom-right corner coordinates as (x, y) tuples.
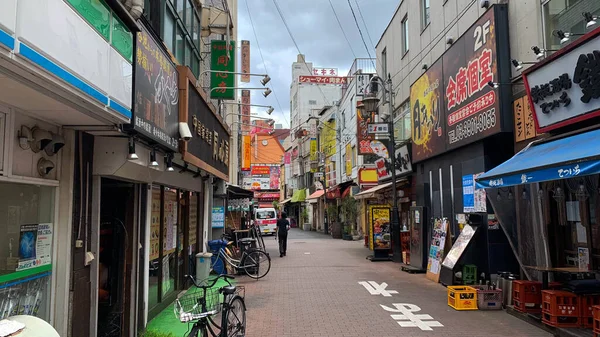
(237, 0), (398, 128)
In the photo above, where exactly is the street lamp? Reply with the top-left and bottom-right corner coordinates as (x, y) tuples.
(360, 75), (401, 263)
(210, 87), (272, 97)
(199, 70), (271, 86)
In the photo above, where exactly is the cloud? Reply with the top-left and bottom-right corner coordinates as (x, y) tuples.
(237, 0), (398, 127)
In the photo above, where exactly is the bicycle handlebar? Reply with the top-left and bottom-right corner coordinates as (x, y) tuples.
(185, 274), (235, 289)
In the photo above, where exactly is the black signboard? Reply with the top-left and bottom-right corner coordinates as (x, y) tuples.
(132, 22), (179, 150)
(187, 85), (230, 178)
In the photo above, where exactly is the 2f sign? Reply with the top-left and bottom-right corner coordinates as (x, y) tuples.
(473, 20), (491, 52)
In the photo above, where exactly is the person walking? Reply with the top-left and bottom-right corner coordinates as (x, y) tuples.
(276, 212), (290, 257)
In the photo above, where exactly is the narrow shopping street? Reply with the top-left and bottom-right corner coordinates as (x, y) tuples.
(235, 229), (550, 337)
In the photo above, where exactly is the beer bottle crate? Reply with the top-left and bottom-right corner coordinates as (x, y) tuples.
(448, 286), (478, 311)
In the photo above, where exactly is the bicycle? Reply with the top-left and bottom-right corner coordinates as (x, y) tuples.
(175, 274), (246, 337)
(211, 239), (271, 279)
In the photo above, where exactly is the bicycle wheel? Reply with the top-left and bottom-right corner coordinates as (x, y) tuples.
(241, 249), (271, 279)
(225, 296), (246, 337)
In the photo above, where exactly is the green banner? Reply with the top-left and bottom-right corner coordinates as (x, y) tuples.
(210, 40), (235, 99)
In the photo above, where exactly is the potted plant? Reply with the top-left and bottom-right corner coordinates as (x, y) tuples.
(301, 207), (310, 231)
(340, 196), (358, 241)
(327, 204), (342, 239)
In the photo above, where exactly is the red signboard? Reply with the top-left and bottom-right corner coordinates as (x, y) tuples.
(357, 100), (376, 155)
(299, 76), (348, 85)
(251, 166), (270, 175)
(254, 192), (280, 199)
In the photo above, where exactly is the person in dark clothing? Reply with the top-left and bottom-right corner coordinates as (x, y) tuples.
(276, 212), (290, 257)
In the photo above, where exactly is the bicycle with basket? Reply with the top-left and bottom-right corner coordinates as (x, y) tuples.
(175, 274), (246, 337)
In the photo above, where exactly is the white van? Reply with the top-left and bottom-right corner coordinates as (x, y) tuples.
(254, 208), (278, 235)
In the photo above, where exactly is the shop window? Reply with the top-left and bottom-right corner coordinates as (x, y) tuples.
(163, 8), (176, 52)
(148, 186), (161, 310)
(0, 182), (55, 321)
(176, 25), (185, 65)
(543, 0), (600, 50)
(402, 15), (409, 55)
(162, 188), (178, 298)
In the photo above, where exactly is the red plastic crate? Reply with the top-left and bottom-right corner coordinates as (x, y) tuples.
(580, 295), (600, 328)
(542, 312), (581, 328)
(592, 305), (600, 335)
(542, 290), (579, 317)
(549, 282), (562, 290)
(513, 280), (542, 313)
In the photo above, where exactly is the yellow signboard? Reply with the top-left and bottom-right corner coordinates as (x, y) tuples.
(345, 143), (352, 176)
(310, 138), (318, 161)
(368, 205), (391, 251)
(320, 120), (337, 157)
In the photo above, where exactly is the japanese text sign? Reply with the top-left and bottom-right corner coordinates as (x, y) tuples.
(346, 143), (352, 176)
(241, 89), (251, 133)
(357, 102), (376, 155)
(411, 58), (445, 163)
(376, 144), (413, 182)
(443, 7), (501, 150)
(523, 32), (600, 133)
(370, 206), (391, 250)
(210, 40), (235, 99)
(242, 135), (251, 171)
(513, 95), (537, 142)
(182, 68), (230, 179)
(298, 76), (348, 85)
(410, 5), (509, 163)
(133, 22), (179, 150)
(320, 120), (337, 157)
(312, 67), (338, 76)
(356, 74), (374, 96)
(367, 123), (390, 134)
(310, 138), (318, 161)
(241, 40), (250, 83)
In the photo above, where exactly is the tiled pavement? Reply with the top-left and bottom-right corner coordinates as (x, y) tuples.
(236, 229), (552, 337)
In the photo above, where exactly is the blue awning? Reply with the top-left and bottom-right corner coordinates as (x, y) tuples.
(476, 128), (600, 189)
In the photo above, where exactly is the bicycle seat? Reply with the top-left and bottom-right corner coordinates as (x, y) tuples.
(221, 286), (237, 295)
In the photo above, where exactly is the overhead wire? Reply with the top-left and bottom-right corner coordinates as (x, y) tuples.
(243, 0), (290, 128)
(353, 0), (376, 49)
(328, 0), (359, 59)
(347, 0), (375, 69)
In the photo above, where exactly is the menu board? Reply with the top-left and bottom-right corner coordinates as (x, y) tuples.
(442, 224), (477, 269)
(370, 206), (391, 250)
(163, 190), (178, 255)
(150, 188), (161, 260)
(426, 218), (449, 282)
(189, 193), (198, 246)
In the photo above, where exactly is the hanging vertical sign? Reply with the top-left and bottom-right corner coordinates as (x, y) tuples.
(133, 22), (179, 151)
(241, 40), (250, 83)
(310, 138), (318, 161)
(210, 40), (235, 99)
(242, 135), (251, 171)
(345, 143), (352, 176)
(241, 89), (251, 133)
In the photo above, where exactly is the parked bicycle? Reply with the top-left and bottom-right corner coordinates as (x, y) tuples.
(175, 274), (245, 337)
(211, 239), (271, 279)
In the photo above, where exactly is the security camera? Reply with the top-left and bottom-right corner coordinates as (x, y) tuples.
(37, 158), (55, 177)
(446, 36), (454, 45)
(30, 127), (53, 153)
(422, 64), (428, 70)
(480, 0), (489, 9)
(179, 122), (193, 141)
(44, 132), (65, 156)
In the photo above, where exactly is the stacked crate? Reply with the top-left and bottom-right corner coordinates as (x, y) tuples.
(513, 280), (542, 313)
(541, 290), (580, 328)
(580, 295), (600, 328)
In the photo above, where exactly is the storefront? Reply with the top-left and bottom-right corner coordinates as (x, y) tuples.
(409, 5), (517, 275)
(0, 2), (138, 336)
(177, 65), (231, 247)
(225, 185), (253, 230)
(476, 25), (600, 279)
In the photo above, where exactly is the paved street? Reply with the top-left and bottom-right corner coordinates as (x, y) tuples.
(237, 229), (551, 337)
